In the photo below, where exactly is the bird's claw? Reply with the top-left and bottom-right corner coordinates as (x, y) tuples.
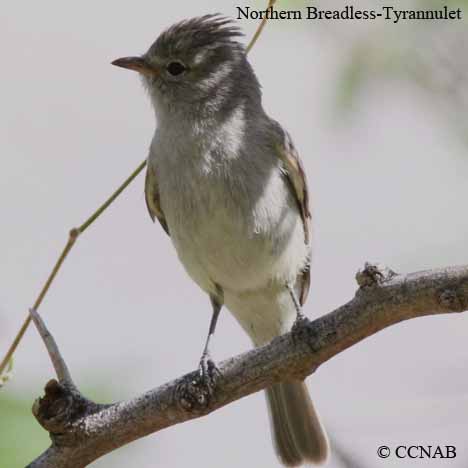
(198, 352), (220, 393)
(291, 313), (311, 345)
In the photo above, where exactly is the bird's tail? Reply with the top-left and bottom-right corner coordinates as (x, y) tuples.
(266, 380), (329, 467)
(225, 287), (329, 465)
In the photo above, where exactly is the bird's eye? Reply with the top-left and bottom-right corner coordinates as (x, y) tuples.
(166, 61), (187, 76)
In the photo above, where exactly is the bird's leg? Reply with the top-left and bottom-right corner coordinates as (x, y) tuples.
(198, 295), (222, 387)
(287, 283), (306, 322)
(287, 284), (309, 340)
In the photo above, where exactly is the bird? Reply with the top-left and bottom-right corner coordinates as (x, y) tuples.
(112, 14), (329, 467)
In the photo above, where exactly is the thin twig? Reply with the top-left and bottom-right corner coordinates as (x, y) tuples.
(78, 159), (147, 234)
(0, 3), (276, 381)
(0, 160), (146, 378)
(0, 355), (13, 388)
(246, 0), (277, 53)
(29, 308), (74, 387)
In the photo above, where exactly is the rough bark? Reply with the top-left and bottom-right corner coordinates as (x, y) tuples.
(27, 264), (468, 467)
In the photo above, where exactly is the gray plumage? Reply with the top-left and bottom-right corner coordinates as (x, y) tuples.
(113, 15), (329, 466)
(149, 14), (244, 56)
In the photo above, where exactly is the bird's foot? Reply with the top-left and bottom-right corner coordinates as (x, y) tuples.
(291, 312), (312, 345)
(198, 352), (221, 394)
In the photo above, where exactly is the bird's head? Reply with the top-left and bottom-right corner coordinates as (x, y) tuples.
(112, 14), (261, 120)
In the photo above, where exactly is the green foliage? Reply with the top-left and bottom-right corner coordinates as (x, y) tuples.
(0, 358), (14, 388)
(332, 0), (468, 141)
(0, 395), (49, 468)
(0, 384), (113, 466)
(336, 46), (368, 109)
(336, 42), (408, 110)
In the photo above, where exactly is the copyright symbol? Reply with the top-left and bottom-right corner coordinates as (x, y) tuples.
(378, 446), (391, 458)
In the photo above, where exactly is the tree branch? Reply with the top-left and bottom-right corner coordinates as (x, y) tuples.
(28, 264), (468, 467)
(29, 308), (75, 388)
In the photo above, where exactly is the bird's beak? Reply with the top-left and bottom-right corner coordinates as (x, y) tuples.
(111, 56), (157, 76)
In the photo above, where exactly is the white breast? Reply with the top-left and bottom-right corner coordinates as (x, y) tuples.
(151, 124), (309, 298)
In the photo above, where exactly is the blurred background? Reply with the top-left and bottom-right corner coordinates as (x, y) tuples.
(1, 0), (467, 466)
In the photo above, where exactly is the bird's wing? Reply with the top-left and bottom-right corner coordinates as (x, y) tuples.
(144, 163), (170, 235)
(276, 130), (311, 305)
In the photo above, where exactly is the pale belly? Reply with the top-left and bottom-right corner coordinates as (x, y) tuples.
(158, 159), (309, 296)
